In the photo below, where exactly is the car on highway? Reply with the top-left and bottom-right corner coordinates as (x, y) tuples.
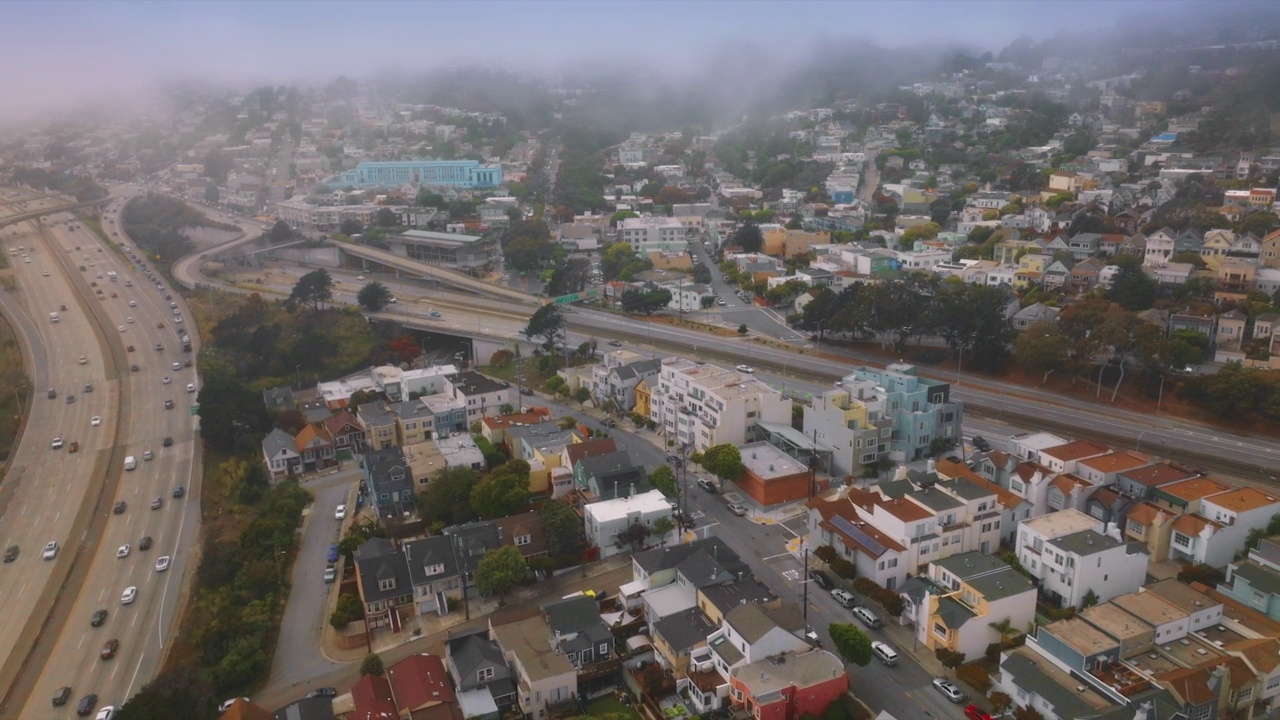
(121, 586), (136, 605)
(76, 693), (98, 716)
(164, 399), (174, 409)
(807, 570), (833, 590)
(91, 609), (108, 627)
(324, 565), (336, 583)
(933, 677), (966, 703)
(143, 450), (153, 461)
(52, 685), (72, 707)
(151, 497), (162, 509)
(116, 545), (129, 558)
(126, 316), (134, 324)
(90, 415), (101, 426)
(171, 361), (181, 370)
(154, 343), (163, 351)
(128, 300), (136, 307)
(78, 355), (87, 364)
(113, 501), (126, 514)
(172, 485), (185, 498)
(42, 541), (58, 560)
(163, 436), (173, 447)
(335, 504), (346, 520)
(95, 707), (117, 720)
(100, 638), (119, 659)
(84, 383), (93, 393)
(429, 310), (442, 318)
(187, 382), (196, 393)
(607, 340), (622, 347)
(139, 536), (153, 551)
(155, 556), (170, 572)
(727, 503), (748, 516)
(69, 441), (79, 453)
(3, 545), (17, 563)
(735, 364), (754, 373)
(51, 436), (63, 450)
(162, 376), (171, 384)
(117, 324), (125, 332)
(47, 387), (56, 399)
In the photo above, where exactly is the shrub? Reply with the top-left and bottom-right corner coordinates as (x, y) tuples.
(1178, 563), (1225, 587)
(854, 577), (904, 616)
(329, 593), (364, 629)
(814, 545), (838, 564)
(957, 663), (992, 694)
(829, 557), (858, 580)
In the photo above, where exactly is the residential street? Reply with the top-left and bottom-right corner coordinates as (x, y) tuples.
(685, 233), (807, 342)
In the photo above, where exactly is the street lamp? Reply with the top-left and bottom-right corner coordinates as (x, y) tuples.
(1156, 374), (1166, 414)
(816, 318), (828, 351)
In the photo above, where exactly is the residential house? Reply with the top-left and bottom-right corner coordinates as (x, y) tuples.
(386, 653), (459, 720)
(806, 491), (909, 590)
(543, 595), (619, 696)
(838, 364), (963, 462)
(1144, 578), (1224, 634)
(444, 521), (501, 594)
(1216, 309), (1248, 352)
(294, 423), (336, 473)
(1011, 302), (1061, 331)
(591, 352), (661, 412)
(1262, 229), (1280, 269)
(993, 645), (1117, 720)
(404, 535), (462, 617)
(494, 511), (548, 561)
(1144, 227), (1180, 268)
(1221, 536), (1280, 620)
(708, 602), (811, 685)
(1117, 232), (1147, 259)
(263, 427), (302, 479)
(727, 649), (848, 720)
(584, 489), (674, 558)
(934, 459), (1031, 546)
(1067, 233), (1101, 261)
(323, 409), (366, 455)
(803, 384), (892, 480)
(1156, 262), (1194, 286)
(351, 673), (400, 720)
(913, 552), (1038, 660)
(445, 628), (518, 717)
(573, 450), (649, 505)
(358, 402), (399, 451)
(490, 615), (577, 720)
(1069, 257), (1107, 293)
(444, 372), (513, 425)
(355, 538), (415, 633)
(654, 606), (719, 675)
(263, 385), (296, 412)
(1124, 501), (1180, 561)
(1037, 440), (1111, 474)
(1171, 487), (1280, 568)
(649, 358), (792, 452)
(1218, 263), (1257, 296)
(366, 447), (416, 518)
(271, 698), (334, 720)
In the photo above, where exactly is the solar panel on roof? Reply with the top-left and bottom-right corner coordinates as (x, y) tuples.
(831, 515), (887, 557)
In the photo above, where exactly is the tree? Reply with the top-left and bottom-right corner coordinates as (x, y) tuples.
(287, 269), (334, 311)
(1014, 706), (1046, 720)
(475, 545), (527, 601)
(470, 459), (532, 519)
(574, 386), (591, 406)
(737, 323), (748, 335)
(541, 499), (583, 564)
(621, 287), (673, 314)
(544, 375), (566, 394)
(117, 668), (210, 720)
(417, 467), (480, 526)
(828, 623), (873, 666)
(957, 664), (992, 694)
(523, 305), (566, 355)
(732, 222), (764, 252)
(1014, 321), (1071, 384)
(1108, 258), (1158, 311)
(649, 465), (678, 498)
(700, 444), (743, 483)
(935, 648), (966, 676)
(615, 522), (651, 551)
(652, 517), (675, 546)
(203, 184), (220, 204)
(990, 692), (1014, 715)
(600, 242), (650, 281)
(268, 220), (295, 243)
(1081, 589), (1099, 607)
(340, 218), (364, 236)
(330, 593), (365, 629)
(357, 281), (393, 312)
(360, 653), (385, 677)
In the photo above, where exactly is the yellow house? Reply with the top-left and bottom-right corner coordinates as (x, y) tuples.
(763, 228), (831, 259)
(652, 608), (718, 676)
(1261, 229), (1280, 269)
(1200, 229), (1234, 270)
(994, 239), (1031, 265)
(634, 378), (651, 418)
(919, 554), (1037, 660)
(1014, 253), (1048, 289)
(357, 403), (397, 451)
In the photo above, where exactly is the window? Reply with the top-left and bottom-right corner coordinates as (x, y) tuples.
(933, 622), (948, 639)
(379, 578), (396, 591)
(516, 534), (532, 546)
(478, 666), (495, 682)
(600, 642), (610, 656)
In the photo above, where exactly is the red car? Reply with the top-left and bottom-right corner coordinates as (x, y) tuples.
(964, 706), (992, 720)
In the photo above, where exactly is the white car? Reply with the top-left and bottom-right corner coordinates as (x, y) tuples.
(735, 365), (754, 374)
(121, 586), (137, 605)
(335, 504), (346, 520)
(95, 707), (117, 720)
(42, 270), (49, 277)
(117, 325), (126, 332)
(126, 316), (134, 324)
(90, 415), (102, 427)
(128, 300), (136, 307)
(932, 677), (966, 703)
(162, 376), (171, 384)
(186, 383), (196, 393)
(42, 541), (58, 560)
(116, 544), (130, 559)
(172, 362), (181, 371)
(51, 436), (63, 450)
(155, 556), (170, 572)
(355, 275), (366, 281)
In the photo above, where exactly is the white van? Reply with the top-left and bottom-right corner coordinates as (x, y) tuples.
(49, 312), (59, 323)
(124, 456), (137, 471)
(871, 641), (899, 666)
(853, 606), (883, 629)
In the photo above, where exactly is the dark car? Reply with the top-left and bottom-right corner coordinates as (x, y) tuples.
(519, 387), (533, 396)
(139, 536), (152, 551)
(972, 436), (991, 452)
(808, 570), (834, 590)
(91, 609), (107, 627)
(130, 364), (139, 372)
(601, 418), (616, 427)
(113, 501), (126, 515)
(77, 693), (98, 716)
(327, 544), (339, 563)
(162, 436), (173, 447)
(100, 638), (119, 660)
(172, 485), (185, 498)
(52, 685), (72, 707)
(163, 399), (174, 409)
(305, 687), (338, 699)
(4, 545), (18, 563)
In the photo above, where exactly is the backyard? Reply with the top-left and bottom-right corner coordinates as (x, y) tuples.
(585, 695), (642, 720)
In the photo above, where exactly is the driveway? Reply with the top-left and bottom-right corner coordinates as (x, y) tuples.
(267, 467), (361, 689)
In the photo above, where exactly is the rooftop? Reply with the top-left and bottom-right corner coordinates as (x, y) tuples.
(1021, 509), (1100, 540)
(1205, 486), (1280, 513)
(1000, 646), (1114, 716)
(491, 615), (575, 682)
(1142, 579), (1221, 616)
(1050, 529), (1131, 558)
(1156, 477), (1232, 504)
(584, 488), (671, 523)
(1111, 592), (1189, 627)
(739, 442), (807, 480)
(1041, 617), (1119, 657)
(1080, 603), (1152, 643)
(730, 649), (846, 698)
(1039, 440), (1111, 463)
(1119, 463), (1194, 488)
(1078, 451), (1151, 475)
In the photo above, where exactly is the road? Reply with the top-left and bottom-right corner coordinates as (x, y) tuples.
(0, 194), (203, 719)
(684, 235), (805, 342)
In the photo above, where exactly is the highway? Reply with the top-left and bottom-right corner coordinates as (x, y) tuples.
(0, 190), (202, 719)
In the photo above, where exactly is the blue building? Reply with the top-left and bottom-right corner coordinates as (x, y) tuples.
(846, 363), (963, 460)
(329, 159), (503, 189)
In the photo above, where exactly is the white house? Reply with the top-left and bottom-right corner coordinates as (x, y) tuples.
(584, 489), (674, 559)
(1171, 487), (1280, 568)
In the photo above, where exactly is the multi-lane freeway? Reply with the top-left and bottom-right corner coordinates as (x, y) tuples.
(0, 190), (202, 719)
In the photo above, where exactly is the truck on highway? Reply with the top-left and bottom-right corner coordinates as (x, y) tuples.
(181, 333), (192, 352)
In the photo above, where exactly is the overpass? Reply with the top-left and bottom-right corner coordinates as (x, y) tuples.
(337, 241), (540, 306)
(0, 196), (109, 229)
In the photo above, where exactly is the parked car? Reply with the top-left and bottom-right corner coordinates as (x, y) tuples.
(964, 706), (993, 720)
(327, 545), (339, 563)
(305, 687), (338, 699)
(696, 478), (718, 493)
(971, 436), (991, 452)
(727, 503), (748, 516)
(933, 678), (966, 703)
(324, 565), (336, 583)
(830, 589), (856, 607)
(807, 570), (833, 590)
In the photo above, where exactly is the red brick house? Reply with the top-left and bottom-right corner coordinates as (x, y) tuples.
(728, 649), (848, 720)
(737, 442), (827, 507)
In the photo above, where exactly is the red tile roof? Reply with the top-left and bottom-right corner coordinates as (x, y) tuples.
(351, 673), (398, 720)
(1039, 440), (1111, 463)
(564, 437), (619, 467)
(388, 653), (456, 714)
(482, 408), (551, 430)
(1120, 463), (1193, 488)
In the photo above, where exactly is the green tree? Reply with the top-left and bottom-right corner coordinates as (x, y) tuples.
(541, 499), (583, 564)
(621, 287), (673, 314)
(360, 653), (385, 677)
(329, 593), (365, 629)
(268, 220), (295, 243)
(375, 208), (400, 227)
(416, 467), (480, 526)
(1081, 589), (1099, 607)
(732, 222), (764, 252)
(652, 517), (675, 546)
(340, 218), (364, 236)
(574, 386), (591, 406)
(1107, 258), (1158, 311)
(700, 444), (743, 483)
(1014, 321), (1072, 384)
(649, 465), (678, 498)
(475, 545), (527, 601)
(287, 269), (334, 311)
(828, 623), (873, 666)
(544, 375), (566, 394)
(470, 459), (532, 519)
(1240, 211), (1279, 236)
(357, 281), (393, 312)
(935, 648), (966, 676)
(610, 210), (639, 227)
(523, 304), (566, 354)
(737, 323), (749, 335)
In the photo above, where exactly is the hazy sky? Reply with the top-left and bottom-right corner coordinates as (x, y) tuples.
(0, 0), (1227, 121)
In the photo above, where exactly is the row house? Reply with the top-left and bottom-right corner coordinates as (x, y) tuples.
(1171, 487), (1280, 568)
(1220, 536), (1280, 621)
(590, 350), (662, 412)
(728, 649), (847, 720)
(648, 358), (791, 452)
(491, 614), (578, 720)
(905, 552), (1038, 661)
(261, 423), (337, 479)
(1016, 509), (1149, 608)
(840, 364), (963, 462)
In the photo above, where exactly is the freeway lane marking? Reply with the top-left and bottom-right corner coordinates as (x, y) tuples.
(124, 651), (146, 700)
(77, 631), (86, 650)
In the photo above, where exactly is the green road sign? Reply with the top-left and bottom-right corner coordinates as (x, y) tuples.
(552, 288), (600, 305)
(190, 404), (200, 415)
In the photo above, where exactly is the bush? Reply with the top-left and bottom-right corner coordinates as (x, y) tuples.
(957, 663), (992, 694)
(360, 653), (385, 677)
(329, 593), (364, 629)
(814, 545), (838, 564)
(829, 557), (858, 580)
(854, 577), (905, 617)
(1178, 563), (1225, 587)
